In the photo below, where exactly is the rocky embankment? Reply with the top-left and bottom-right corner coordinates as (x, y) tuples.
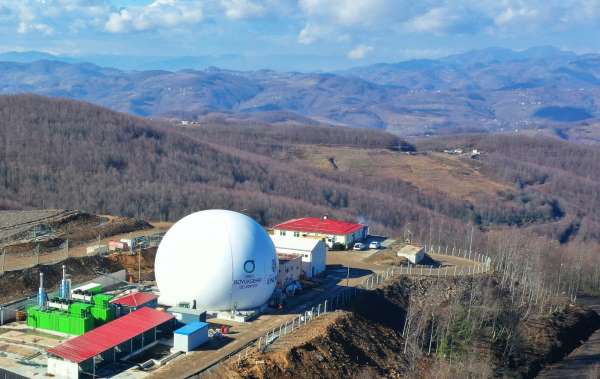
(214, 275), (600, 379)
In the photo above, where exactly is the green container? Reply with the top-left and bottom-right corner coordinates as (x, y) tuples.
(69, 302), (93, 317)
(27, 306), (95, 336)
(92, 294), (114, 308)
(69, 315), (94, 335)
(91, 306), (115, 325)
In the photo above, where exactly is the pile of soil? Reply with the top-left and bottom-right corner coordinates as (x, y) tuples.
(107, 248), (157, 282)
(220, 312), (409, 379)
(0, 255), (124, 304)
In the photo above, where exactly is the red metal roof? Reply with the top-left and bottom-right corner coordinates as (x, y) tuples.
(110, 292), (157, 308)
(274, 217), (365, 235)
(48, 307), (173, 363)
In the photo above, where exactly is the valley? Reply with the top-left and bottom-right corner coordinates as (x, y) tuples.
(1, 47), (599, 139)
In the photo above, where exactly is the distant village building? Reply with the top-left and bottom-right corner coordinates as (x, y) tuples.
(273, 216), (367, 250)
(271, 235), (327, 278)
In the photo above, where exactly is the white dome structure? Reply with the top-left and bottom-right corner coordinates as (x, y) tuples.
(155, 210), (278, 311)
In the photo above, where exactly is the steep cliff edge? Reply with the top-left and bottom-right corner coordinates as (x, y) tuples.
(213, 276), (600, 379)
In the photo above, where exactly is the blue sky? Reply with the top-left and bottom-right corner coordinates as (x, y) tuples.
(1, 0), (600, 70)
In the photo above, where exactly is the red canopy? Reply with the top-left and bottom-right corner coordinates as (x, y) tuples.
(274, 217), (365, 235)
(110, 292), (157, 308)
(48, 307), (173, 363)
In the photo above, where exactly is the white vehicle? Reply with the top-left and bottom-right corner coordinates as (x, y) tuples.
(353, 242), (366, 251)
(369, 241), (381, 249)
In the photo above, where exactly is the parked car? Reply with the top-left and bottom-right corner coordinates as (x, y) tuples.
(353, 242), (366, 251)
(369, 241), (381, 249)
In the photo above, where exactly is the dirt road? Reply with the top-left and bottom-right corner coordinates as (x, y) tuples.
(537, 298), (600, 379)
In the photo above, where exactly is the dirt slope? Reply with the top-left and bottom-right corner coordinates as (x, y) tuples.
(213, 276), (600, 379)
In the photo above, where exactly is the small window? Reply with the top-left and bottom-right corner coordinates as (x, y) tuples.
(294, 232), (300, 237)
(279, 231), (286, 236)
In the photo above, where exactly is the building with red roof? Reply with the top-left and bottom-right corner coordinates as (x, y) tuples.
(111, 292), (158, 314)
(273, 216), (368, 249)
(47, 307), (174, 378)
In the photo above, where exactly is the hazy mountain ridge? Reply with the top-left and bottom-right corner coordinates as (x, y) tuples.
(0, 47), (599, 138)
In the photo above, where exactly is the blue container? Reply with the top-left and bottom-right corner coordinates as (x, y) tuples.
(174, 321), (209, 352)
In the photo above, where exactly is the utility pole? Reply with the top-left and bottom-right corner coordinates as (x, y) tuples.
(65, 224), (69, 260)
(138, 245), (142, 284)
(468, 225), (474, 256)
(346, 264), (350, 288)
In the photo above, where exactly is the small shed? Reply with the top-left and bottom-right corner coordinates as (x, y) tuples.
(397, 245), (425, 264)
(86, 244), (108, 256)
(167, 307), (207, 324)
(174, 321), (209, 352)
(271, 235), (327, 278)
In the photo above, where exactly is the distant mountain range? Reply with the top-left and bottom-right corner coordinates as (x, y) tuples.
(0, 46), (599, 138)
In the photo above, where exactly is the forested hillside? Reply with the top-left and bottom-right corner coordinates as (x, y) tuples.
(1, 94), (599, 296)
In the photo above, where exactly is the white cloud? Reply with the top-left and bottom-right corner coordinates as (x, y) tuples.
(105, 0), (204, 33)
(347, 44), (373, 59)
(0, 0), (111, 34)
(220, 0), (265, 20)
(404, 7), (450, 34)
(298, 0), (389, 26)
(298, 22), (326, 44)
(17, 21), (54, 35)
(494, 7), (538, 26)
(296, 0), (600, 43)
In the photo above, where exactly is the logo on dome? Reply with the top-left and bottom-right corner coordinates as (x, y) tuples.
(272, 258), (276, 273)
(244, 260), (255, 274)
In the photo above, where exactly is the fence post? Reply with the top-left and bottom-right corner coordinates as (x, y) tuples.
(1, 249), (5, 274)
(324, 300), (328, 314)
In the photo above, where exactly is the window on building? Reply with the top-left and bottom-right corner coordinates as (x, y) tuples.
(294, 232), (300, 237)
(279, 231), (286, 236)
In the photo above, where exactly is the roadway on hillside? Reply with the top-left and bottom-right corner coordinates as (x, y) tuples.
(1, 221), (172, 272)
(536, 298), (600, 379)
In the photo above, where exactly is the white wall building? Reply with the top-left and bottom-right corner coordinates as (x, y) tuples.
(270, 235), (327, 278)
(272, 217), (367, 250)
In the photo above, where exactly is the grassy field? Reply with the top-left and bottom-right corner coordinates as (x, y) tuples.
(294, 146), (511, 202)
